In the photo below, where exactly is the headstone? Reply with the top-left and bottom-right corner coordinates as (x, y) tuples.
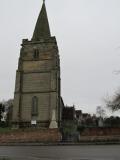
(98, 118), (104, 127)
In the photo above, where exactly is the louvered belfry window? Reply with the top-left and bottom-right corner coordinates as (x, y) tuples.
(33, 49), (39, 59)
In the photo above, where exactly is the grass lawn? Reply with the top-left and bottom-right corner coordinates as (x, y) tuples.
(0, 127), (12, 133)
(0, 158), (11, 160)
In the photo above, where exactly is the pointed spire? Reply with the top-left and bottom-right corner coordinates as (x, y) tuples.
(32, 1), (51, 41)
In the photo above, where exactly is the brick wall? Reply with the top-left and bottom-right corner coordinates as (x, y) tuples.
(81, 127), (120, 136)
(0, 129), (61, 143)
(80, 127), (120, 142)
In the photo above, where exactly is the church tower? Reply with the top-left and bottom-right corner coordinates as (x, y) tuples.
(12, 1), (61, 128)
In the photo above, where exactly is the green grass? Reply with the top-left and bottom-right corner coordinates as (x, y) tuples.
(0, 127), (12, 133)
(0, 158), (11, 160)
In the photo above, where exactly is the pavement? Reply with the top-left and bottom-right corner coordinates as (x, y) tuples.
(0, 145), (120, 160)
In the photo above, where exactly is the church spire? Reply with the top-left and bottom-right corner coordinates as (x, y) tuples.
(32, 1), (51, 41)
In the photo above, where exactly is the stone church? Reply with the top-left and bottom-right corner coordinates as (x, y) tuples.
(12, 1), (63, 128)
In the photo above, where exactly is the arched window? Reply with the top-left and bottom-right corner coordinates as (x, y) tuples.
(33, 49), (39, 59)
(32, 96), (38, 116)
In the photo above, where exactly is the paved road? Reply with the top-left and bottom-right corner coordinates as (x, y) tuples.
(0, 145), (120, 160)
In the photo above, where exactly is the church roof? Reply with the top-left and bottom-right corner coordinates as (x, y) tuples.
(32, 1), (51, 41)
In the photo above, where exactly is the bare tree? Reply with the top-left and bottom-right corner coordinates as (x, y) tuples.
(106, 92), (120, 111)
(96, 106), (106, 118)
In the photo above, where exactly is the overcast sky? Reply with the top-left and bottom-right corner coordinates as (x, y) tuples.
(0, 0), (120, 115)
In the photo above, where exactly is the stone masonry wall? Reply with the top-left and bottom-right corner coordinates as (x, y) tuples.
(12, 38), (60, 127)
